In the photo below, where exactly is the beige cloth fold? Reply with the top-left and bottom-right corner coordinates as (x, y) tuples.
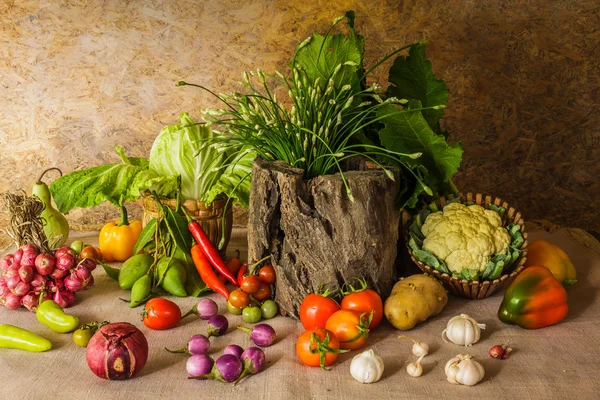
(1, 228), (599, 399)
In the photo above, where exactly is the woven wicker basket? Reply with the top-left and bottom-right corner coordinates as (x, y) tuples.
(140, 193), (233, 254)
(407, 192), (528, 300)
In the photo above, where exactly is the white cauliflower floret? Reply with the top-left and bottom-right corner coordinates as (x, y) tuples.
(421, 212), (443, 236)
(420, 202), (510, 274)
(492, 227), (510, 254)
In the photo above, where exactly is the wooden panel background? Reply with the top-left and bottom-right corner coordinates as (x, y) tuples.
(0, 0), (598, 244)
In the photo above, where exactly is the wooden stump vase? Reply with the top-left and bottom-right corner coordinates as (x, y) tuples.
(247, 157), (401, 318)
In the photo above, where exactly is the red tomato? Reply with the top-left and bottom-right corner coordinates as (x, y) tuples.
(253, 283), (272, 301)
(229, 289), (250, 308)
(240, 275), (261, 294)
(325, 309), (371, 350)
(296, 328), (344, 368)
(299, 294), (340, 330)
(341, 289), (384, 329)
(218, 257), (243, 283)
(258, 265), (276, 285)
(142, 298), (182, 330)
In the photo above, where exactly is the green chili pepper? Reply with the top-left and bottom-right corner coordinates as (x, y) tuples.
(36, 300), (80, 333)
(0, 324), (52, 352)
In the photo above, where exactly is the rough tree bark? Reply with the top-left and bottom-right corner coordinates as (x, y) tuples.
(247, 157), (401, 318)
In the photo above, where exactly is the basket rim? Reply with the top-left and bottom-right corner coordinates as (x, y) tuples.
(405, 191), (528, 286)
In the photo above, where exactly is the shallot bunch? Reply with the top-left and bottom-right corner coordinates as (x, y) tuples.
(0, 244), (96, 311)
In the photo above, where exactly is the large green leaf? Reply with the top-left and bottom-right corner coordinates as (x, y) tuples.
(378, 101), (462, 184)
(387, 43), (449, 134)
(293, 15), (363, 91)
(49, 162), (176, 214)
(203, 148), (255, 209)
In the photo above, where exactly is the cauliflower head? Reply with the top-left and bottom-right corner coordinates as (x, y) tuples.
(421, 202), (510, 274)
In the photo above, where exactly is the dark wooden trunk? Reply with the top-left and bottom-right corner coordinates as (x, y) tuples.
(247, 157), (401, 318)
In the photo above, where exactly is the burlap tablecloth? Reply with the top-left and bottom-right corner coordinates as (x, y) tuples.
(1, 228), (599, 400)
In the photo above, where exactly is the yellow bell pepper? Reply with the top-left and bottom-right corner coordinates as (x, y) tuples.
(99, 206), (143, 262)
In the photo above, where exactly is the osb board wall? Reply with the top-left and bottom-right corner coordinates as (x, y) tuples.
(0, 0), (598, 246)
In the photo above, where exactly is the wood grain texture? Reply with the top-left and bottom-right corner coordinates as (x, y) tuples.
(0, 0), (598, 235)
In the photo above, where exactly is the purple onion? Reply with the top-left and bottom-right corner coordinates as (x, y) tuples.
(35, 253), (55, 276)
(20, 251), (37, 268)
(186, 354), (214, 378)
(183, 298), (218, 320)
(223, 344), (244, 358)
(82, 274), (94, 290)
(12, 281), (30, 297)
(30, 273), (47, 288)
(21, 292), (39, 311)
(53, 287), (75, 308)
(13, 249), (23, 265)
(0, 254), (15, 271)
(2, 292), (22, 310)
(56, 254), (75, 271)
(5, 274), (21, 291)
(50, 267), (68, 280)
(237, 324), (276, 347)
(21, 244), (39, 255)
(241, 347), (266, 374)
(166, 334), (210, 356)
(53, 246), (75, 259)
(206, 315), (229, 338)
(18, 265), (34, 283)
(74, 264), (92, 281)
(214, 354), (243, 383)
(64, 273), (83, 292)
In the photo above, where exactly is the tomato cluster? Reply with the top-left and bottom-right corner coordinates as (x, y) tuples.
(223, 257), (277, 324)
(296, 281), (383, 368)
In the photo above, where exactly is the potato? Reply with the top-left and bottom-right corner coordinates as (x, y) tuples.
(384, 274), (448, 330)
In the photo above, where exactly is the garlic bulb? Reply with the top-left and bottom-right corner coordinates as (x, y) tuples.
(442, 314), (486, 346)
(349, 349), (384, 384)
(406, 355), (424, 377)
(444, 354), (485, 386)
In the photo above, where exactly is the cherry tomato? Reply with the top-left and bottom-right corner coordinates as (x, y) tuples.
(341, 289), (384, 329)
(261, 300), (278, 319)
(142, 298), (182, 330)
(325, 309), (371, 350)
(240, 275), (261, 294)
(296, 328), (345, 368)
(227, 300), (243, 315)
(80, 245), (102, 262)
(72, 327), (93, 347)
(299, 294), (340, 330)
(253, 283), (272, 301)
(229, 289), (250, 309)
(258, 265), (276, 285)
(242, 306), (262, 323)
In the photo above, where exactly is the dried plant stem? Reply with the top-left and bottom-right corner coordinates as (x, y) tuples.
(1, 191), (50, 253)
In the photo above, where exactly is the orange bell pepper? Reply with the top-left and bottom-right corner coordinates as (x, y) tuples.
(498, 265), (568, 329)
(98, 206), (142, 262)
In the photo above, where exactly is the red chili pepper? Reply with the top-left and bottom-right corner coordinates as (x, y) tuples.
(237, 262), (248, 286)
(187, 220), (239, 287)
(190, 245), (229, 300)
